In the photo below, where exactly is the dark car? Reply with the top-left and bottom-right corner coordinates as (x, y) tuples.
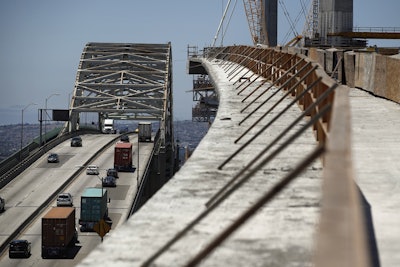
(106, 168), (119, 178)
(0, 197), (5, 212)
(9, 240), (31, 258)
(71, 136), (82, 147)
(47, 153), (59, 163)
(102, 176), (116, 187)
(120, 135), (129, 142)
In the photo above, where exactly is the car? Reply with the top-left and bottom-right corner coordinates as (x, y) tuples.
(102, 176), (116, 187)
(56, 193), (73, 207)
(47, 153), (59, 163)
(120, 135), (129, 142)
(86, 165), (99, 175)
(0, 197), (5, 212)
(71, 136), (82, 147)
(106, 168), (119, 178)
(9, 240), (31, 258)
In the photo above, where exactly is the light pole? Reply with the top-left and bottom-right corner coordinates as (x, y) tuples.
(20, 102), (38, 160)
(137, 133), (140, 187)
(44, 93), (60, 144)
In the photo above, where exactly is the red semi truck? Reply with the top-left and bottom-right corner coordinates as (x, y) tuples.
(42, 207), (78, 258)
(114, 142), (133, 171)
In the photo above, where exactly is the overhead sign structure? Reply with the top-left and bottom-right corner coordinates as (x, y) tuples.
(52, 109), (70, 121)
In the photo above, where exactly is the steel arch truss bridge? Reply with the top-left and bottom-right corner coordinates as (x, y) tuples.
(69, 42), (173, 135)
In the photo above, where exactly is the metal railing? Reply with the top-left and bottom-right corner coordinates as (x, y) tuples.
(353, 26), (400, 33)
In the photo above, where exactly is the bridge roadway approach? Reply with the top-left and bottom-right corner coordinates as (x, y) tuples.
(78, 57), (400, 266)
(0, 133), (153, 266)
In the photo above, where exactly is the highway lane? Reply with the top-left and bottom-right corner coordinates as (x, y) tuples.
(0, 134), (154, 266)
(0, 134), (117, 245)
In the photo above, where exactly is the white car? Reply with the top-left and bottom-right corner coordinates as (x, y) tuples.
(56, 193), (73, 207)
(86, 165), (99, 175)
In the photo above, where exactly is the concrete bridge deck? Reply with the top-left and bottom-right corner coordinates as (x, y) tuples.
(350, 89), (400, 267)
(78, 56), (400, 267)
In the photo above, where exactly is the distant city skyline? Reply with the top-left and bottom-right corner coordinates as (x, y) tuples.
(1, 0), (399, 125)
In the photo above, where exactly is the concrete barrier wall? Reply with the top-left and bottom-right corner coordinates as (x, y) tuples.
(308, 48), (400, 105)
(355, 52), (376, 93)
(343, 51), (356, 88)
(386, 55), (400, 103)
(352, 51), (400, 104)
(374, 54), (387, 97)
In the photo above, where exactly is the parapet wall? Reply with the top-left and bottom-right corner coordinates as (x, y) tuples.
(303, 47), (400, 104)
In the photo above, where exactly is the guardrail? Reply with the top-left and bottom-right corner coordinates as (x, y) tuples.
(180, 46), (372, 266)
(353, 27), (400, 33)
(129, 129), (161, 216)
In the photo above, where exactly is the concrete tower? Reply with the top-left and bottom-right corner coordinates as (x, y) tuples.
(264, 0), (278, 47)
(319, 0), (353, 46)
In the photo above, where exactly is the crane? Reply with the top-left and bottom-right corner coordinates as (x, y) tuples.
(243, 0), (268, 46)
(302, 0), (319, 39)
(243, 0), (314, 47)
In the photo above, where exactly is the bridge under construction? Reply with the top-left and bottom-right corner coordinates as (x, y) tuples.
(1, 1), (399, 266)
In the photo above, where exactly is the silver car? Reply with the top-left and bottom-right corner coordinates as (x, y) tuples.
(86, 165), (99, 175)
(56, 193), (73, 207)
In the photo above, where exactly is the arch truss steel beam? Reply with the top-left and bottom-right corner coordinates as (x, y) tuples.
(68, 42), (173, 148)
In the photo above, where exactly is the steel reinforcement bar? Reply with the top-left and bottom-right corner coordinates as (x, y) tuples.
(200, 45), (372, 267)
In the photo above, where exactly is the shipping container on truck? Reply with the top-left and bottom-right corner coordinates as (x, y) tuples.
(79, 188), (109, 231)
(42, 207), (77, 258)
(138, 122), (152, 142)
(114, 142), (134, 171)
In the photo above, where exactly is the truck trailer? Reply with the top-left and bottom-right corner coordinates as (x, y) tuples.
(138, 122), (152, 142)
(42, 207), (77, 258)
(79, 188), (109, 231)
(114, 142), (134, 171)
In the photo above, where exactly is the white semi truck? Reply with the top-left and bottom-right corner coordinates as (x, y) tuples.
(102, 119), (116, 134)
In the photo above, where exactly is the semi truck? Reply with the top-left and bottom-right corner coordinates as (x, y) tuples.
(114, 142), (134, 171)
(138, 122), (152, 142)
(102, 119), (116, 134)
(79, 188), (109, 231)
(42, 207), (77, 258)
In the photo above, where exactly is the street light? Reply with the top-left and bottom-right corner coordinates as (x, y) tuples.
(44, 93), (60, 144)
(137, 135), (140, 187)
(20, 102), (38, 160)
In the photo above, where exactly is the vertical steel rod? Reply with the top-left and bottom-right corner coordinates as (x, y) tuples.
(239, 63), (315, 124)
(209, 104), (331, 207)
(235, 77), (325, 145)
(184, 145), (325, 267)
(236, 53), (287, 93)
(241, 59), (308, 112)
(232, 49), (272, 85)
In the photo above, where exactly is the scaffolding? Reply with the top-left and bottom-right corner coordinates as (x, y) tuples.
(191, 75), (218, 122)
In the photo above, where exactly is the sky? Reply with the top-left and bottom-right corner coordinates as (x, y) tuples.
(0, 0), (399, 125)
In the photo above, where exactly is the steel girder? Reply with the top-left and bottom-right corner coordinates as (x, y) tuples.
(68, 42), (173, 147)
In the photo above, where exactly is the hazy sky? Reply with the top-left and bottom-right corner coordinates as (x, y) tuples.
(0, 0), (399, 125)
